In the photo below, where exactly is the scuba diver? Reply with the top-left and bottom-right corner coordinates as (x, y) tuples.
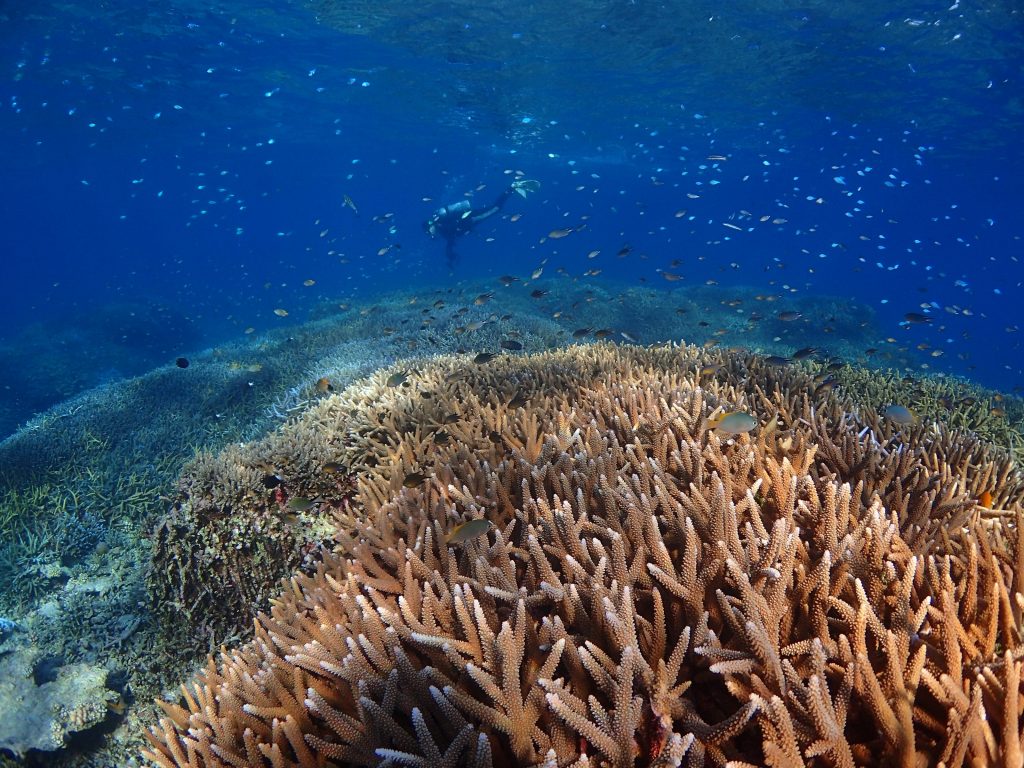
(424, 179), (540, 267)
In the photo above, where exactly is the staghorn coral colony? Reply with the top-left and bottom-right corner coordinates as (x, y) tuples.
(144, 342), (1024, 767)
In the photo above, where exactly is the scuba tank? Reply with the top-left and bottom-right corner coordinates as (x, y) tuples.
(426, 199), (473, 237)
(446, 200), (472, 217)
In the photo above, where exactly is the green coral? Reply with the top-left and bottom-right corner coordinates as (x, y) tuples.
(828, 362), (1024, 450)
(0, 518), (64, 608)
(0, 482), (52, 540)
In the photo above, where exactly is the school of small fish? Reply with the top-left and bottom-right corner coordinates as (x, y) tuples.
(9, 6), (1017, 401)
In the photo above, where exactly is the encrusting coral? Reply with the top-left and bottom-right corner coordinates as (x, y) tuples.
(144, 343), (1024, 767)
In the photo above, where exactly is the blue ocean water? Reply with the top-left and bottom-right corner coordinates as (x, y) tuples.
(2, 0), (1022, 437)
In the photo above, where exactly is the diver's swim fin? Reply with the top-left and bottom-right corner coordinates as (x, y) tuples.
(512, 179), (541, 198)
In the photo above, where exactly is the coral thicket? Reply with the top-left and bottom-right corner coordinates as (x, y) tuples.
(144, 343), (1024, 767)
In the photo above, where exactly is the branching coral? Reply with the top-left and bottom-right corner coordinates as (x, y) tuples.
(144, 343), (1024, 767)
(826, 360), (1024, 452)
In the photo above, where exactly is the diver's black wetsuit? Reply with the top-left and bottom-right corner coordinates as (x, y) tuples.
(426, 186), (516, 267)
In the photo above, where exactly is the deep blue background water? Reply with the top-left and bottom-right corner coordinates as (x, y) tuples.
(2, 0), (1022, 436)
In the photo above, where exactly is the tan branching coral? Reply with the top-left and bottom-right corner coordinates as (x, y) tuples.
(144, 343), (1024, 767)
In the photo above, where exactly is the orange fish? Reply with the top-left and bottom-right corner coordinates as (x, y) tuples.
(978, 490), (993, 508)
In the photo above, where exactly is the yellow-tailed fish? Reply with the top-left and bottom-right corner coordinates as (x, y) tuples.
(708, 411), (757, 435)
(446, 518), (492, 545)
(403, 471), (430, 488)
(882, 404), (916, 425)
(286, 496), (321, 512)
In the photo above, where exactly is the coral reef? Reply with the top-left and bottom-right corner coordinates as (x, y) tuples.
(0, 456), (142, 613)
(0, 279), (1014, 767)
(144, 279), (898, 649)
(0, 301), (201, 439)
(147, 465), (347, 647)
(144, 343), (1024, 767)
(827, 361), (1024, 454)
(0, 294), (415, 765)
(0, 642), (120, 757)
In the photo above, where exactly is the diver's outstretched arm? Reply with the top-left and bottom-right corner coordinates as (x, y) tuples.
(467, 186), (516, 225)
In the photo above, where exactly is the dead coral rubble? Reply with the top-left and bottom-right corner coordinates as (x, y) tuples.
(144, 343), (1024, 767)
